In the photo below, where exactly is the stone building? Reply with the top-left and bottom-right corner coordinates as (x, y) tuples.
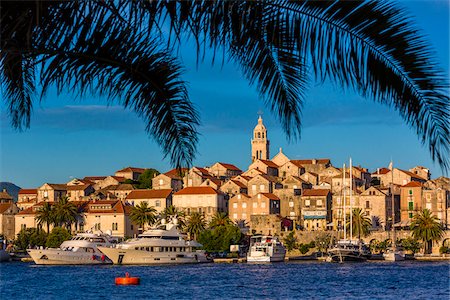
(248, 159), (279, 177)
(0, 190), (18, 240)
(301, 189), (332, 231)
(206, 162), (242, 179)
(152, 168), (187, 192)
(229, 193), (280, 226)
(251, 115), (270, 162)
(115, 167), (146, 181)
(37, 183), (67, 202)
(399, 181), (423, 225)
(172, 187), (226, 220)
(125, 189), (173, 213)
(17, 189), (38, 211)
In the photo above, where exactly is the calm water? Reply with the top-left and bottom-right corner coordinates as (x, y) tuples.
(1, 261), (449, 299)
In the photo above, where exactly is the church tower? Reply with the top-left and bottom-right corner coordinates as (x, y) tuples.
(251, 115), (270, 162)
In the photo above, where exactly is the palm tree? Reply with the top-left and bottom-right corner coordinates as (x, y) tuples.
(186, 212), (206, 241)
(346, 208), (372, 240)
(161, 205), (186, 229)
(35, 202), (54, 233)
(53, 197), (79, 232)
(209, 212), (232, 228)
(410, 209), (444, 254)
(129, 202), (157, 231)
(1, 1), (448, 170)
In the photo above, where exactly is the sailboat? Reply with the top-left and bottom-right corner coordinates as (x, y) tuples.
(383, 161), (405, 262)
(327, 158), (371, 262)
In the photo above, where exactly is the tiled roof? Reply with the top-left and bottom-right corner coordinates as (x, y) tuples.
(231, 180), (247, 188)
(0, 203), (14, 213)
(126, 189), (172, 199)
(260, 193), (280, 200)
(88, 200), (125, 214)
(46, 184), (68, 190)
(110, 176), (127, 183)
(296, 159), (331, 165)
(105, 184), (135, 191)
(372, 168), (390, 175)
(302, 189), (331, 197)
(304, 171), (319, 177)
(83, 176), (107, 181)
(288, 160), (304, 168)
(174, 186), (220, 195)
(402, 181), (422, 188)
(116, 167), (146, 173)
(164, 168), (188, 179)
(204, 178), (222, 187)
(0, 191), (13, 200)
(217, 162), (242, 171)
(66, 184), (91, 191)
(259, 160), (279, 168)
(193, 167), (211, 176)
(18, 189), (37, 195)
(399, 169), (426, 180)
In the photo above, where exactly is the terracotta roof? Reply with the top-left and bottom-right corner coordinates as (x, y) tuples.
(204, 178), (222, 187)
(402, 181), (422, 188)
(88, 200), (125, 214)
(110, 176), (127, 183)
(295, 159), (331, 165)
(399, 169), (426, 180)
(83, 176), (107, 181)
(126, 189), (172, 200)
(288, 160), (304, 168)
(302, 189), (331, 197)
(105, 184), (135, 191)
(372, 168), (390, 175)
(46, 184), (68, 190)
(116, 167), (146, 173)
(17, 206), (35, 215)
(66, 184), (91, 191)
(164, 168), (188, 179)
(174, 186), (220, 195)
(259, 160), (279, 168)
(0, 191), (13, 200)
(193, 167), (211, 176)
(217, 162), (242, 171)
(260, 193), (280, 200)
(18, 198), (37, 204)
(18, 189), (37, 195)
(231, 180), (247, 189)
(0, 203), (14, 213)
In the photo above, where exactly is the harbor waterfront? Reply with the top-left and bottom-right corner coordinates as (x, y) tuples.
(1, 261), (449, 299)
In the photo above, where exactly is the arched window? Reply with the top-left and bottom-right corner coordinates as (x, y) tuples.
(256, 151), (259, 159)
(258, 132), (261, 138)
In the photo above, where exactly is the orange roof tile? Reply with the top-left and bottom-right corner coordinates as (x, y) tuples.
(83, 176), (107, 181)
(372, 168), (390, 175)
(0, 191), (13, 200)
(126, 189), (172, 199)
(289, 160), (304, 168)
(296, 159), (331, 165)
(259, 160), (279, 168)
(66, 184), (91, 191)
(402, 181), (422, 188)
(164, 168), (188, 179)
(399, 169), (426, 180)
(174, 187), (220, 195)
(18, 189), (37, 195)
(231, 180), (247, 189)
(302, 189), (331, 197)
(116, 167), (146, 173)
(218, 163), (242, 171)
(260, 193), (280, 200)
(0, 203), (15, 213)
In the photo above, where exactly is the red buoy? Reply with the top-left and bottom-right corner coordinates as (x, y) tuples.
(115, 272), (140, 285)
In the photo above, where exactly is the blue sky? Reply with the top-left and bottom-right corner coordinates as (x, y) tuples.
(1, 1), (449, 188)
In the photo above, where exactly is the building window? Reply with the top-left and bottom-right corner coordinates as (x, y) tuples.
(21, 224), (26, 230)
(233, 213), (238, 219)
(409, 189), (413, 195)
(289, 201), (294, 207)
(112, 223), (118, 231)
(155, 200), (161, 207)
(260, 185), (265, 192)
(261, 202), (266, 208)
(253, 202), (257, 208)
(159, 179), (164, 185)
(242, 202), (247, 208)
(317, 199), (323, 206)
(242, 213), (247, 219)
(366, 201), (370, 209)
(426, 203), (432, 210)
(305, 200), (310, 207)
(233, 203), (237, 209)
(408, 212), (413, 218)
(252, 185), (256, 191)
(408, 202), (414, 211)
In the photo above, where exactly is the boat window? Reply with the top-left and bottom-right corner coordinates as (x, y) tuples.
(150, 247), (154, 252)
(161, 236), (179, 240)
(135, 247), (139, 250)
(154, 258), (160, 261)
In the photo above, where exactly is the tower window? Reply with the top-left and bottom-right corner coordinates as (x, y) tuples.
(262, 133), (264, 138)
(258, 132), (261, 138)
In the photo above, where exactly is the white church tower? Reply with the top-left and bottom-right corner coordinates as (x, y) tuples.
(251, 114), (270, 162)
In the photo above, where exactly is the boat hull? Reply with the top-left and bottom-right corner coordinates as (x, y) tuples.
(247, 253), (285, 263)
(383, 252), (405, 262)
(327, 249), (368, 262)
(97, 247), (207, 265)
(0, 250), (10, 262)
(27, 249), (112, 265)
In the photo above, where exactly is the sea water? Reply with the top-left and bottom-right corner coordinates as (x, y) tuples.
(0, 261), (449, 299)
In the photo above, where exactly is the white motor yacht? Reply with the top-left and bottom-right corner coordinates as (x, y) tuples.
(327, 239), (371, 262)
(247, 235), (286, 263)
(383, 248), (405, 261)
(98, 218), (209, 265)
(27, 231), (119, 265)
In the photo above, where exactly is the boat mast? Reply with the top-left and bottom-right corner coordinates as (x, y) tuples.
(391, 161), (396, 250)
(349, 157), (353, 241)
(343, 163), (346, 241)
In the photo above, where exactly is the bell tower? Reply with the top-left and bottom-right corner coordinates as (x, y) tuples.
(251, 114), (270, 162)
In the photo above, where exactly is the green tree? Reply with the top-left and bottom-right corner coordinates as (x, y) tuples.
(2, 1), (449, 170)
(129, 202), (157, 230)
(53, 196), (79, 231)
(35, 202), (55, 233)
(209, 212), (232, 228)
(186, 212), (206, 241)
(161, 205), (186, 229)
(401, 237), (421, 255)
(346, 208), (372, 239)
(46, 227), (71, 248)
(410, 209), (444, 254)
(314, 233), (332, 254)
(137, 169), (160, 189)
(283, 231), (297, 252)
(198, 224), (242, 252)
(14, 228), (47, 250)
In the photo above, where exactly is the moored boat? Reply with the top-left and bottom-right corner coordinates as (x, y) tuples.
(98, 218), (210, 265)
(27, 231), (119, 265)
(383, 248), (405, 261)
(327, 239), (371, 262)
(247, 235), (286, 262)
